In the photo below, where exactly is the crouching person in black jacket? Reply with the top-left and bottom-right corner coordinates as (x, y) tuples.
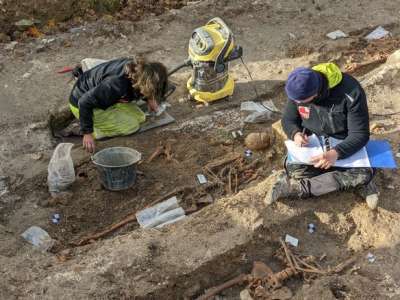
(265, 63), (379, 209)
(69, 57), (168, 153)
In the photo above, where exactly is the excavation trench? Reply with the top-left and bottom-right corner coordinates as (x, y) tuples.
(2, 4), (400, 297)
(23, 107), (284, 252)
(8, 50), (399, 298)
(6, 69), (400, 299)
(14, 112), (367, 299)
(26, 154), (369, 300)
(8, 46), (400, 297)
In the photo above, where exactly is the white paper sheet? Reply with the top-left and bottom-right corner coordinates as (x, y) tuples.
(285, 134), (324, 164)
(329, 137), (370, 168)
(285, 134), (371, 168)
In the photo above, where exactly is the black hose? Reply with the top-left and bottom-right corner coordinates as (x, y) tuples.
(168, 59), (192, 76)
(240, 57), (281, 115)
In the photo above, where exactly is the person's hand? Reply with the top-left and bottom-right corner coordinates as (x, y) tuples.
(147, 98), (159, 112)
(294, 131), (309, 147)
(310, 149), (338, 169)
(83, 133), (95, 153)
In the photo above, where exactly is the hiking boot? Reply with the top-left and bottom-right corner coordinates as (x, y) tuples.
(357, 179), (379, 210)
(264, 170), (301, 205)
(58, 120), (81, 137)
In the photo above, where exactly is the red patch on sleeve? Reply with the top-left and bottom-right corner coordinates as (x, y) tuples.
(298, 106), (310, 119)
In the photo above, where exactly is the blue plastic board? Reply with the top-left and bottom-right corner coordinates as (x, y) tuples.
(366, 140), (397, 169)
(287, 139), (397, 169)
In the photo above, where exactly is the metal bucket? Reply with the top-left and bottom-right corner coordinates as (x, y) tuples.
(92, 147), (141, 191)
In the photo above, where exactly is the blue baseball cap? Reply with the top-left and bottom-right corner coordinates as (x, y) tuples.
(285, 67), (321, 101)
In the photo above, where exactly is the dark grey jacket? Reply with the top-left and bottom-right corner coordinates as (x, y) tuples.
(282, 73), (370, 159)
(70, 58), (143, 134)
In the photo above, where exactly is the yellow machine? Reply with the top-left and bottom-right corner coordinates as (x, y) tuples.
(169, 17), (243, 104)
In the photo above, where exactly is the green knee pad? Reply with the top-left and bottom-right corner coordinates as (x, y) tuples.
(70, 102), (146, 139)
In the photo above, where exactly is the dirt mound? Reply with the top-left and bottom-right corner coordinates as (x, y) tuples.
(1, 0), (81, 36)
(0, 0), (188, 41)
(121, 0), (187, 21)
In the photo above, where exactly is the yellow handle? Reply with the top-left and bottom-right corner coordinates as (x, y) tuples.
(206, 17), (231, 35)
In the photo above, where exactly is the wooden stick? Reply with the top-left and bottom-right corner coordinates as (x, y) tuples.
(164, 142), (172, 160)
(346, 57), (387, 74)
(73, 213), (138, 246)
(146, 186), (189, 208)
(228, 167), (232, 194)
(280, 239), (296, 271)
(329, 256), (356, 274)
(219, 165), (230, 180)
(279, 239), (326, 275)
(235, 169), (238, 194)
(372, 111), (400, 117)
(293, 266), (327, 275)
(203, 166), (224, 186)
(196, 274), (249, 300)
(242, 171), (259, 184)
(147, 145), (164, 163)
(73, 185), (197, 246)
(291, 253), (301, 270)
(239, 158), (259, 172)
(204, 153), (241, 171)
(164, 142), (179, 164)
(302, 256), (323, 269)
(294, 255), (322, 272)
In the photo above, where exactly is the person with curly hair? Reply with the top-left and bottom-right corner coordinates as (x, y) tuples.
(69, 57), (168, 153)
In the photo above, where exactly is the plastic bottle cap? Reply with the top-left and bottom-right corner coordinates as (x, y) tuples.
(307, 223), (316, 233)
(245, 149), (253, 157)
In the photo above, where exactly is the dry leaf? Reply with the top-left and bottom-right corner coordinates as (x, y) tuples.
(47, 19), (56, 28)
(56, 254), (69, 263)
(27, 26), (43, 38)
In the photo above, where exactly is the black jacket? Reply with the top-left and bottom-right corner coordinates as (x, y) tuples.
(282, 73), (370, 159)
(70, 58), (143, 134)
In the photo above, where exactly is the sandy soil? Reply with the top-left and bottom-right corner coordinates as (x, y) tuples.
(1, 0), (400, 299)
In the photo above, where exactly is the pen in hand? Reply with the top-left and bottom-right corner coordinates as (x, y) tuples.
(294, 127), (309, 147)
(300, 127), (309, 147)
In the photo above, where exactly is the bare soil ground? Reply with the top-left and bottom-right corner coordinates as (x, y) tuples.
(2, 0), (400, 299)
(0, 0), (187, 40)
(45, 124), (277, 250)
